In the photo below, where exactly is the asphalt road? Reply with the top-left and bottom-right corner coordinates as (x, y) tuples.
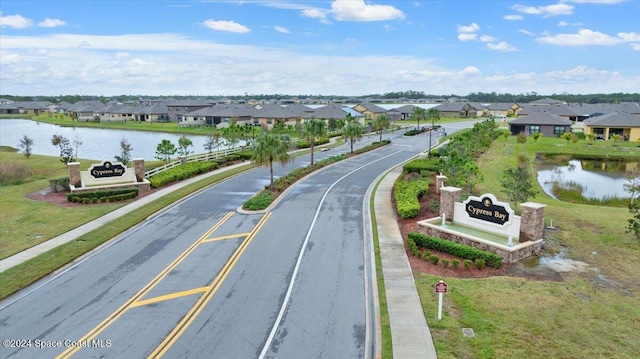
(0, 123), (473, 359)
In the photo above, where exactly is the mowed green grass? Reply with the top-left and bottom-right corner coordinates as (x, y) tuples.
(414, 135), (640, 359)
(0, 150), (132, 259)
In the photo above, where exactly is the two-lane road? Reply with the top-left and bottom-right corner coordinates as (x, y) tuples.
(1, 123), (474, 358)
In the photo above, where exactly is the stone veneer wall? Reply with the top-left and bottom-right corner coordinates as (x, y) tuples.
(68, 162), (81, 188)
(439, 186), (461, 222)
(519, 202), (546, 242)
(418, 224), (542, 263)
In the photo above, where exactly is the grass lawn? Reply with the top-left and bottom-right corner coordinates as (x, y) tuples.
(414, 135), (640, 358)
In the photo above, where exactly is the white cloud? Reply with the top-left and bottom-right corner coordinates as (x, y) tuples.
(480, 35), (496, 42)
(38, 18), (67, 28)
(617, 32), (640, 42)
(274, 25), (290, 34)
(1, 33), (638, 96)
(202, 19), (250, 33)
(457, 23), (480, 33)
(562, 0), (627, 3)
(301, 8), (330, 23)
(331, 0), (405, 22)
(0, 12), (33, 29)
(535, 29), (638, 46)
(504, 14), (524, 20)
(487, 42), (518, 52)
(558, 21), (569, 26)
(512, 3), (574, 17)
(457, 33), (477, 41)
(519, 29), (534, 36)
(631, 43), (640, 51)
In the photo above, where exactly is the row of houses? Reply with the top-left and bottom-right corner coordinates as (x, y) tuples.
(2, 97), (639, 141)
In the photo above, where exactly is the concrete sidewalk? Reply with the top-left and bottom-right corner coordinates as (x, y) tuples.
(375, 166), (438, 358)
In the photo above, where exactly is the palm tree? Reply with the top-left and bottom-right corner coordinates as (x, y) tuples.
(252, 131), (293, 191)
(427, 108), (441, 157)
(373, 114), (391, 142)
(410, 106), (426, 131)
(301, 117), (327, 165)
(342, 117), (364, 154)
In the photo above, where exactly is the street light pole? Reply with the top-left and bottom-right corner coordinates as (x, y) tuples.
(428, 118), (433, 158)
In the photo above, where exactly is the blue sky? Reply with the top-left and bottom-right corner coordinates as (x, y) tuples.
(1, 0), (639, 97)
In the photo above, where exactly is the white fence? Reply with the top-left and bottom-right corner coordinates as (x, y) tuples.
(144, 145), (253, 178)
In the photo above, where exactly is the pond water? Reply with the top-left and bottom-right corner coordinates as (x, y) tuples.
(0, 119), (241, 161)
(536, 159), (634, 200)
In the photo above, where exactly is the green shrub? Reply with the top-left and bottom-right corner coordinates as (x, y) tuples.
(407, 232), (503, 268)
(475, 258), (486, 270)
(464, 259), (472, 269)
(48, 177), (70, 192)
(441, 259), (449, 268)
(82, 198), (90, 204)
(149, 161), (219, 188)
(430, 255), (439, 265)
(243, 190), (275, 211)
(403, 158), (440, 174)
(452, 259), (460, 269)
(66, 188), (139, 203)
(393, 176), (431, 219)
(421, 251), (431, 261)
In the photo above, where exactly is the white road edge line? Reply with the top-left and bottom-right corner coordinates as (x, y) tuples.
(258, 146), (409, 359)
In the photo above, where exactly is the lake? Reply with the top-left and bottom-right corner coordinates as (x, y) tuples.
(0, 119), (241, 161)
(536, 159), (634, 200)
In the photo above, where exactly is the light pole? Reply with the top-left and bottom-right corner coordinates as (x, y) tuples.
(428, 117), (433, 158)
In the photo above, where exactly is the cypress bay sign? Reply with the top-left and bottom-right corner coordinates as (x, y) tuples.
(463, 194), (512, 226)
(89, 161), (127, 179)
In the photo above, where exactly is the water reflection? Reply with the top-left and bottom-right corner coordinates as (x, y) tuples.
(0, 119), (242, 161)
(537, 159), (634, 200)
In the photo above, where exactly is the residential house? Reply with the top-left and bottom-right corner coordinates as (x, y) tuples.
(435, 102), (476, 118)
(509, 112), (572, 137)
(353, 103), (388, 122)
(167, 100), (215, 122)
(303, 104), (365, 124)
(583, 112), (640, 141)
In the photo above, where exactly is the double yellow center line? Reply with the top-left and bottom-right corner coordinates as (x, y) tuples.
(57, 211), (270, 359)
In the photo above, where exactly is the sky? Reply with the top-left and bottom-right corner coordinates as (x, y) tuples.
(1, 0), (639, 97)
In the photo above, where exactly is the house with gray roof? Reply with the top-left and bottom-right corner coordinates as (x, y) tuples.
(167, 100), (216, 122)
(584, 112), (640, 141)
(509, 112), (572, 137)
(435, 102), (476, 118)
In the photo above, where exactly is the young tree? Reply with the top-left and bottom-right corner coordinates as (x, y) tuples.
(500, 157), (537, 210)
(624, 168), (640, 204)
(300, 117), (327, 165)
(18, 135), (34, 159)
(72, 135), (83, 160)
(155, 139), (177, 163)
(372, 113), (391, 142)
(51, 134), (75, 164)
(426, 108), (440, 157)
(342, 117), (364, 154)
(222, 122), (241, 150)
(177, 135), (193, 156)
(114, 137), (133, 165)
(251, 131), (293, 191)
(410, 106), (426, 131)
(627, 201), (640, 240)
(204, 131), (222, 153)
(532, 131), (543, 144)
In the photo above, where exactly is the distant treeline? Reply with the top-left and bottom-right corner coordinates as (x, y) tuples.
(2, 91), (639, 104)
